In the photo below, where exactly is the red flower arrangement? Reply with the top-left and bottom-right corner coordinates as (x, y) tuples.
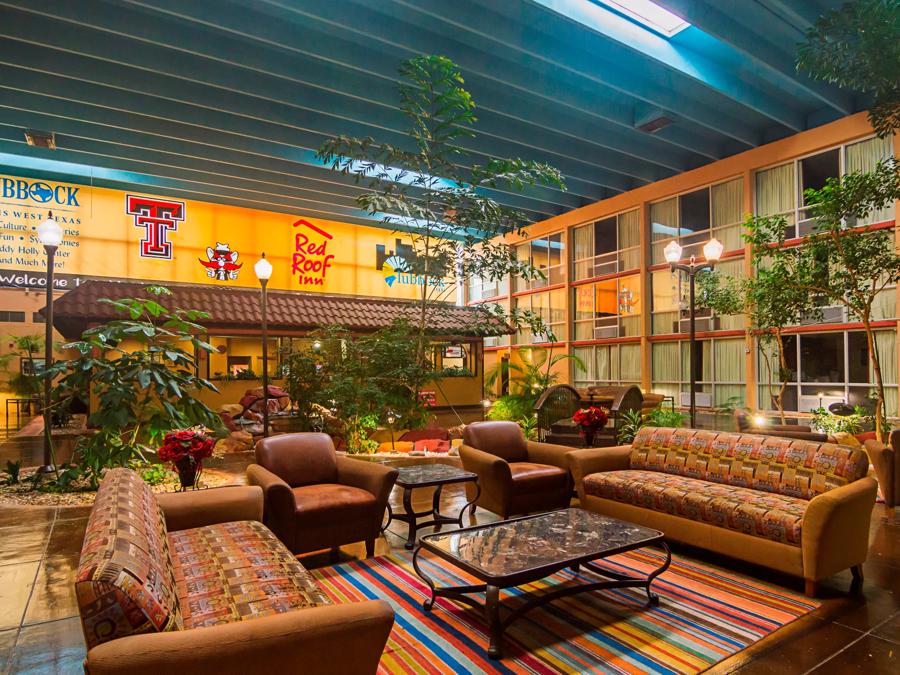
(158, 428), (214, 489)
(572, 406), (609, 434)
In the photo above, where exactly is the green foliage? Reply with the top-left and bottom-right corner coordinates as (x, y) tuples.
(1, 460), (20, 485)
(281, 349), (326, 432)
(810, 407), (865, 435)
(134, 461), (175, 486)
(0, 334), (44, 398)
(617, 408), (645, 444)
(645, 407), (687, 429)
(797, 0), (900, 137)
(344, 414), (380, 455)
(486, 394), (535, 424)
(48, 286), (222, 488)
(519, 413), (538, 441)
(713, 396), (746, 416)
(317, 55), (566, 363)
(437, 366), (473, 378)
(485, 347), (584, 398)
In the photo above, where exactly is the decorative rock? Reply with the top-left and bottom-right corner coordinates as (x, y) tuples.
(218, 403), (244, 416)
(215, 430), (255, 454)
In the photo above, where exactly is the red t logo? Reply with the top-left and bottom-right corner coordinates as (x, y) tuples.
(126, 195), (185, 259)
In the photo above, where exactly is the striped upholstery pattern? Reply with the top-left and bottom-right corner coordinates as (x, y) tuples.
(630, 427), (869, 500)
(75, 468), (182, 649)
(313, 550), (818, 674)
(169, 520), (331, 628)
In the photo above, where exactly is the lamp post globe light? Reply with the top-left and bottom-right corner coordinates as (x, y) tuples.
(665, 237), (723, 429)
(37, 212), (63, 473)
(254, 253), (273, 437)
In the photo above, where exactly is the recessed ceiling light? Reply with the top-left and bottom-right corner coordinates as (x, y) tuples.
(593, 0), (689, 37)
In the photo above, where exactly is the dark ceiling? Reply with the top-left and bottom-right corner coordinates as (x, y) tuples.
(0, 0), (859, 229)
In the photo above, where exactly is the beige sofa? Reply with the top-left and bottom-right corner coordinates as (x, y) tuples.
(567, 427), (878, 596)
(75, 468), (393, 674)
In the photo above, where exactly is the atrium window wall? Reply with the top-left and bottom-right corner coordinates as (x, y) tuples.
(514, 232), (565, 291)
(758, 330), (899, 417)
(652, 337), (746, 407)
(573, 342), (641, 389)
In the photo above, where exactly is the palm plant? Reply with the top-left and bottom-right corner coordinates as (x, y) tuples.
(484, 347), (584, 398)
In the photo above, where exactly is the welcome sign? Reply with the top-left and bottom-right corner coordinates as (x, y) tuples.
(0, 173), (438, 299)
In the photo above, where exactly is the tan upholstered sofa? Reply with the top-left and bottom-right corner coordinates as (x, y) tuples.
(75, 468), (393, 674)
(567, 427), (878, 596)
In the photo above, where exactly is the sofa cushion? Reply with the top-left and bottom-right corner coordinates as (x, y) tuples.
(168, 519), (331, 629)
(584, 469), (807, 546)
(292, 484), (376, 523)
(510, 462), (568, 493)
(76, 468), (182, 649)
(630, 427), (869, 500)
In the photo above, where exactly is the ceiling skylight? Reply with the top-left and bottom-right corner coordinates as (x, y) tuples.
(592, 0), (689, 37)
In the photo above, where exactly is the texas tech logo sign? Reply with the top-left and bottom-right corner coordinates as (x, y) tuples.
(126, 194), (185, 260)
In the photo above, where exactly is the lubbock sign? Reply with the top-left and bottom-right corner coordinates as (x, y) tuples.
(1, 178), (80, 207)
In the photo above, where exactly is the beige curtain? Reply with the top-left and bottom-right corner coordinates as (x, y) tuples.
(595, 346), (610, 382)
(653, 342), (680, 383)
(572, 224), (592, 280)
(715, 338), (744, 382)
(620, 343), (641, 381)
(755, 163), (795, 217)
(712, 178), (743, 226)
(573, 346), (593, 382)
(846, 137), (895, 226)
(650, 198), (678, 264)
(618, 209), (640, 248)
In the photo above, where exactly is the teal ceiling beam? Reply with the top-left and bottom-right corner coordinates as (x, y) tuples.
(656, 0), (854, 116)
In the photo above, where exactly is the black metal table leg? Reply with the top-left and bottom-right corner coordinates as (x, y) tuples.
(485, 584), (503, 659)
(459, 480), (481, 525)
(403, 487), (417, 549)
(381, 503), (393, 534)
(431, 485), (445, 532)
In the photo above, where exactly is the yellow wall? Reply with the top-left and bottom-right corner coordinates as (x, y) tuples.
(0, 173), (441, 298)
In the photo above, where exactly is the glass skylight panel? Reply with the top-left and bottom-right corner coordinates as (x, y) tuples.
(593, 0), (689, 37)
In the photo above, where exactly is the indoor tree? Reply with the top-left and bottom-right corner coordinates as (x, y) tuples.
(742, 160), (900, 439)
(797, 0), (900, 137)
(698, 224), (819, 422)
(317, 55), (566, 373)
(48, 286), (222, 487)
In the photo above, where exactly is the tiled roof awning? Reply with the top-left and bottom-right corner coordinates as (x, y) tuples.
(46, 280), (512, 340)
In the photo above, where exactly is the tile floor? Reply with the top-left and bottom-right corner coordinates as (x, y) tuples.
(0, 453), (896, 674)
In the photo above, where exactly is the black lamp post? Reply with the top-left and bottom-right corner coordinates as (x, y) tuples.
(37, 212), (63, 473)
(254, 253), (273, 437)
(664, 237), (723, 429)
(386, 410), (399, 453)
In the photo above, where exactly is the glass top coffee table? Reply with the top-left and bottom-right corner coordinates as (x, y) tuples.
(383, 463), (480, 550)
(413, 508), (670, 659)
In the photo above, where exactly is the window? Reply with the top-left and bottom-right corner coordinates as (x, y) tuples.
(571, 209), (640, 280)
(651, 337), (745, 407)
(515, 232), (565, 291)
(572, 273), (641, 340)
(480, 299), (511, 348)
(514, 288), (566, 343)
(650, 178), (743, 264)
(0, 311), (26, 322)
(757, 329), (898, 416)
(31, 312), (45, 323)
(467, 274), (508, 303)
(755, 136), (894, 238)
(432, 343), (475, 377)
(572, 343), (641, 388)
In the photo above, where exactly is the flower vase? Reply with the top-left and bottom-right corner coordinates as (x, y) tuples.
(175, 457), (201, 491)
(583, 429), (595, 448)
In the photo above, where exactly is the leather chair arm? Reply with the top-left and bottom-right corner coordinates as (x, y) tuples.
(459, 444), (512, 506)
(864, 439), (896, 508)
(566, 446), (631, 500)
(84, 600), (394, 675)
(246, 464), (296, 545)
(526, 440), (573, 470)
(156, 486), (263, 532)
(802, 476), (878, 581)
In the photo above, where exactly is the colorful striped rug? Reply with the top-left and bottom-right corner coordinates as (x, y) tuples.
(312, 548), (819, 674)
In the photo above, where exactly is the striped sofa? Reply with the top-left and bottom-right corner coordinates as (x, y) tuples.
(75, 468), (393, 675)
(567, 427), (879, 596)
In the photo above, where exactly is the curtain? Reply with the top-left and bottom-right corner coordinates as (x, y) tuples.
(573, 346), (593, 381)
(711, 178), (743, 227)
(618, 209), (640, 248)
(872, 287), (897, 321)
(650, 198), (678, 264)
(595, 346), (610, 382)
(872, 330), (898, 385)
(620, 343), (641, 381)
(846, 137), (894, 226)
(572, 224), (592, 280)
(652, 342), (680, 382)
(755, 163), (795, 217)
(715, 338), (744, 382)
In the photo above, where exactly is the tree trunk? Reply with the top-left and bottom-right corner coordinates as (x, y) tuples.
(775, 331), (788, 425)
(863, 316), (886, 443)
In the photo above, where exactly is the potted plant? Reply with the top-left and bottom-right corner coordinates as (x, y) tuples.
(158, 428), (215, 490)
(572, 406), (609, 448)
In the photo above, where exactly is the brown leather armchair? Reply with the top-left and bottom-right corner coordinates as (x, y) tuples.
(248, 433), (398, 557)
(459, 421), (572, 519)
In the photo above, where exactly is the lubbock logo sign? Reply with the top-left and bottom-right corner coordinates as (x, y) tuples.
(1, 178), (80, 207)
